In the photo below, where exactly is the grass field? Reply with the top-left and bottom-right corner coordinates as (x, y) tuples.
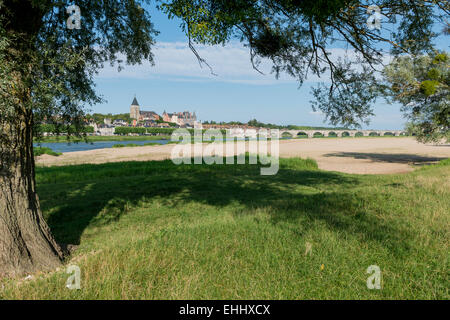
(0, 157), (448, 299)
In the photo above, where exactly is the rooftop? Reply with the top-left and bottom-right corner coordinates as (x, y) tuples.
(131, 97), (139, 106)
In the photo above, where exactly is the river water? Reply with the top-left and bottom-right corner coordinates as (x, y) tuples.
(34, 140), (170, 153)
(34, 137), (294, 154)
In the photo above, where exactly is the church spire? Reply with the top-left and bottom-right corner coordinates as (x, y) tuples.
(131, 96), (139, 106)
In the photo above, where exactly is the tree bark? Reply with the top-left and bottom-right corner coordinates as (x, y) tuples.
(0, 106), (64, 277)
(0, 0), (63, 277)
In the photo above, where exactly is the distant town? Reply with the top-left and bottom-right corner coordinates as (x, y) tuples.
(86, 97), (201, 135)
(85, 97), (355, 136)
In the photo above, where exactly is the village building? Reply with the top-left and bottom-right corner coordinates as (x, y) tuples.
(139, 111), (160, 121)
(201, 123), (258, 130)
(162, 112), (178, 124)
(130, 97), (198, 127)
(130, 97), (161, 121)
(112, 119), (127, 126)
(163, 110), (197, 127)
(130, 97), (140, 119)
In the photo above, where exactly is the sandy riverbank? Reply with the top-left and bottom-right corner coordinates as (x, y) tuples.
(36, 137), (450, 174)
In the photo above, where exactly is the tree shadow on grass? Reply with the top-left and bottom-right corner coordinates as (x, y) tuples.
(38, 159), (412, 257)
(324, 152), (447, 167)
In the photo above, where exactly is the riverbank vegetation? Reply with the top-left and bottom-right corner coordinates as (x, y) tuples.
(33, 147), (62, 157)
(112, 142), (163, 148)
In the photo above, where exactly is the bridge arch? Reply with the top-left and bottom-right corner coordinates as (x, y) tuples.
(341, 131), (350, 137)
(313, 132), (324, 138)
(328, 131), (338, 137)
(297, 131), (308, 138)
(281, 131), (293, 138)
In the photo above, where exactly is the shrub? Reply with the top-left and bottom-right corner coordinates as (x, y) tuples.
(34, 147), (62, 157)
(112, 143), (140, 148)
(143, 142), (162, 146)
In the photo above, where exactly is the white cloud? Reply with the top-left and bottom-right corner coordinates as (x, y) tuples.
(97, 41), (286, 84)
(96, 41), (392, 85)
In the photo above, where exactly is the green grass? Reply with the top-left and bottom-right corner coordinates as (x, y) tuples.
(34, 147), (62, 157)
(112, 143), (140, 148)
(0, 157), (448, 299)
(112, 142), (164, 148)
(143, 142), (163, 146)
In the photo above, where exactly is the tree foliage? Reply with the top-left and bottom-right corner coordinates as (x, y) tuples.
(86, 113), (133, 125)
(1, 0), (448, 134)
(114, 126), (227, 136)
(381, 52), (449, 142)
(37, 124), (94, 134)
(0, 0), (159, 276)
(1, 0), (158, 140)
(159, 0), (449, 129)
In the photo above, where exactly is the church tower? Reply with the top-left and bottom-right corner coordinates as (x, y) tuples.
(130, 96), (140, 120)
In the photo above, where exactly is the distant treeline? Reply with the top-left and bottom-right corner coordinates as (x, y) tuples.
(86, 113), (132, 124)
(203, 119), (350, 130)
(37, 124), (94, 134)
(86, 113), (179, 126)
(115, 127), (228, 136)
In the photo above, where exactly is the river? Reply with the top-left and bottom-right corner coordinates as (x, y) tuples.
(34, 137), (296, 154)
(34, 140), (170, 153)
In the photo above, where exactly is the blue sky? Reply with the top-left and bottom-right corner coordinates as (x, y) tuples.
(91, 3), (447, 130)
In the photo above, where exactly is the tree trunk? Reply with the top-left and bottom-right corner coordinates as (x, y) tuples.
(0, 1), (63, 276)
(0, 107), (64, 277)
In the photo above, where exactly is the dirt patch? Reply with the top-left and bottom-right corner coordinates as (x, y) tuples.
(278, 138), (449, 174)
(36, 137), (450, 175)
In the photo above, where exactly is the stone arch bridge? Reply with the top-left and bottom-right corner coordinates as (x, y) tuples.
(227, 128), (406, 138)
(278, 129), (406, 138)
